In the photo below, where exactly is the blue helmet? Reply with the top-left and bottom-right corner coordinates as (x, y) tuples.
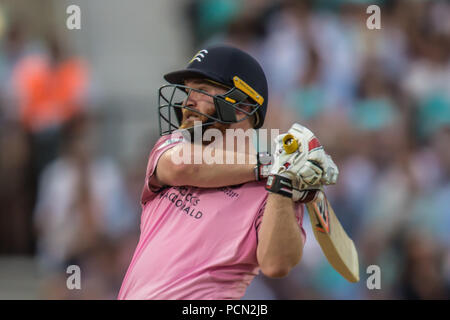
(158, 44), (268, 136)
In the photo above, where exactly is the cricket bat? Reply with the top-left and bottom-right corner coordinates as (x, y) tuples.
(281, 130), (360, 283)
(305, 191), (360, 282)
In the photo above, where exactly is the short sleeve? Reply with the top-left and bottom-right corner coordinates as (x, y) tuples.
(141, 133), (185, 203)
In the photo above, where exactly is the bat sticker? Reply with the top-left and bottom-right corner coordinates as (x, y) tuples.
(313, 195), (330, 234)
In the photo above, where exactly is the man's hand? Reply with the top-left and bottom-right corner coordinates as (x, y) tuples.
(287, 123), (339, 189)
(265, 123), (339, 202)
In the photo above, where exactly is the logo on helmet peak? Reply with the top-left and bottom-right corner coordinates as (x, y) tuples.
(189, 49), (209, 63)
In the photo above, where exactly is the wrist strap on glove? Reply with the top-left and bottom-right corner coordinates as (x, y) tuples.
(265, 174), (293, 198)
(265, 174), (321, 202)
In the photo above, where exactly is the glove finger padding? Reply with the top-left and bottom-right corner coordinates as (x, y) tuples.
(303, 151), (339, 186)
(298, 160), (323, 187)
(321, 154), (339, 185)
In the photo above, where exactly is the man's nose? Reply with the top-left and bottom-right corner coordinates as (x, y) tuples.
(184, 90), (200, 108)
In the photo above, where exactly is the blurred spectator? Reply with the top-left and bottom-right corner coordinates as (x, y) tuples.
(33, 114), (137, 297)
(258, 0), (311, 99)
(0, 18), (29, 122)
(0, 17), (35, 254)
(2, 32), (91, 257)
(396, 228), (450, 299)
(11, 33), (88, 132)
(10, 34), (89, 174)
(185, 0), (243, 46)
(0, 121), (33, 253)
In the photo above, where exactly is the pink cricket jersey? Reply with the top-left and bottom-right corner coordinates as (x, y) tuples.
(118, 134), (306, 300)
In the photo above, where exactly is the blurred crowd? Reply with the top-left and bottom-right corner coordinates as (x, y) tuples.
(0, 13), (139, 298)
(186, 0), (450, 299)
(0, 0), (449, 299)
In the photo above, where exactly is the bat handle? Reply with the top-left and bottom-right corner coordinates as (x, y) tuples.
(282, 134), (299, 154)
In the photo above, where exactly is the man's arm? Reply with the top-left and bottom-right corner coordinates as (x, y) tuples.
(155, 142), (256, 188)
(256, 194), (304, 278)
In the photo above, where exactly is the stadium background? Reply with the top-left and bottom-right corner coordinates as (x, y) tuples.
(0, 0), (449, 299)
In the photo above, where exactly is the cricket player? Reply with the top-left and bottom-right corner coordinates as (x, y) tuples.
(118, 45), (338, 299)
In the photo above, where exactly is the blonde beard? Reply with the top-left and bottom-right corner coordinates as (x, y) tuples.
(179, 119), (230, 146)
(179, 108), (231, 145)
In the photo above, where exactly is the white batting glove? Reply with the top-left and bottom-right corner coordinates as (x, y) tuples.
(269, 133), (308, 177)
(265, 123), (339, 202)
(266, 132), (318, 202)
(285, 123), (339, 188)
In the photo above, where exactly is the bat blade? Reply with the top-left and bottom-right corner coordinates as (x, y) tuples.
(305, 191), (360, 283)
